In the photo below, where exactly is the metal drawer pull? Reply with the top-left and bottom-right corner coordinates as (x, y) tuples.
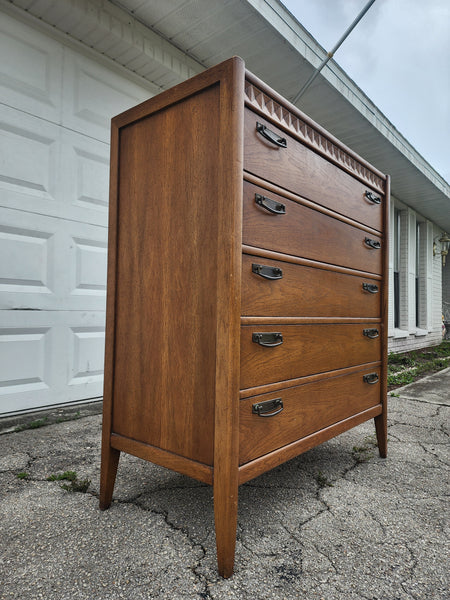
(255, 193), (286, 215)
(252, 263), (283, 280)
(365, 190), (381, 205)
(256, 122), (287, 148)
(252, 397), (284, 417)
(363, 373), (379, 385)
(252, 332), (283, 347)
(365, 237), (381, 250)
(363, 328), (379, 339)
(362, 282), (379, 294)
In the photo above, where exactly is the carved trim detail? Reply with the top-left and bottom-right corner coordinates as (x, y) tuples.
(245, 81), (385, 193)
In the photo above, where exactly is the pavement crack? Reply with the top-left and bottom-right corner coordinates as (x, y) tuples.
(145, 505), (210, 593)
(417, 441), (449, 466)
(310, 541), (338, 577)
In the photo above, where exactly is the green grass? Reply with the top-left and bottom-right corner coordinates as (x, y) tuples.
(16, 472), (29, 480)
(388, 341), (450, 387)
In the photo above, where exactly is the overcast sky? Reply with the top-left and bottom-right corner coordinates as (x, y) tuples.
(280, 0), (450, 183)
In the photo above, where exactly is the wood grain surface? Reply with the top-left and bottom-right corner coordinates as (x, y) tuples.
(240, 323), (381, 390)
(244, 109), (384, 232)
(243, 180), (383, 274)
(241, 253), (381, 318)
(239, 367), (382, 464)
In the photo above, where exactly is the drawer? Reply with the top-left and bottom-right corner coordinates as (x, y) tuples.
(241, 254), (381, 318)
(239, 367), (382, 464)
(244, 109), (384, 232)
(243, 180), (383, 275)
(240, 323), (381, 390)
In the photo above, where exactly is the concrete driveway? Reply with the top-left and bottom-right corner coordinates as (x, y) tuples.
(0, 368), (448, 599)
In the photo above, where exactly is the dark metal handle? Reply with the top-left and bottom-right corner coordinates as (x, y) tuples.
(363, 328), (379, 339)
(365, 191), (381, 205)
(256, 122), (287, 148)
(362, 282), (379, 294)
(365, 237), (381, 250)
(252, 332), (283, 347)
(363, 373), (379, 384)
(255, 193), (286, 215)
(252, 263), (283, 280)
(252, 397), (284, 417)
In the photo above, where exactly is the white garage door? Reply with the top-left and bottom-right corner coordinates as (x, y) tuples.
(0, 12), (151, 415)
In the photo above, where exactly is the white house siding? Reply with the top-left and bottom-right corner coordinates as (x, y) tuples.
(388, 195), (444, 354)
(442, 258), (450, 338)
(0, 5), (446, 416)
(0, 11), (152, 415)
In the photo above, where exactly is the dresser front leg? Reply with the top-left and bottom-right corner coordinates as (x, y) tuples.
(214, 474), (238, 578)
(374, 410), (387, 458)
(99, 444), (120, 510)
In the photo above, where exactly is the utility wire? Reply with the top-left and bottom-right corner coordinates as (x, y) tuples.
(292, 0), (377, 104)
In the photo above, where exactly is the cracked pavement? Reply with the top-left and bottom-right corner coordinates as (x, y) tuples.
(0, 368), (448, 599)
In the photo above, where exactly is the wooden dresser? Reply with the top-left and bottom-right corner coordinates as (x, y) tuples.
(100, 57), (389, 578)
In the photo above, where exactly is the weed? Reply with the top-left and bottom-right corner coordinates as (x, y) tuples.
(61, 478), (90, 493)
(316, 471), (333, 488)
(14, 410), (84, 433)
(47, 470), (77, 482)
(389, 392), (400, 397)
(352, 435), (377, 463)
(47, 470), (90, 493)
(15, 417), (48, 432)
(55, 411), (81, 424)
(16, 472), (29, 480)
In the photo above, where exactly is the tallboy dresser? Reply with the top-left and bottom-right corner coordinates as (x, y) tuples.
(100, 57), (389, 578)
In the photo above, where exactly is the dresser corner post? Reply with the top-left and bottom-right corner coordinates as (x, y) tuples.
(212, 57), (245, 579)
(375, 173), (390, 459)
(99, 443), (120, 510)
(100, 117), (121, 510)
(213, 455), (239, 578)
(374, 414), (387, 459)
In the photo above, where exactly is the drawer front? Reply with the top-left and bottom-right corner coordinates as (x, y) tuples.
(243, 181), (383, 275)
(240, 323), (381, 390)
(244, 109), (384, 232)
(242, 254), (381, 318)
(239, 367), (382, 464)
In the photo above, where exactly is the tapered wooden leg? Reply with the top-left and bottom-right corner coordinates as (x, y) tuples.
(99, 444), (120, 510)
(374, 410), (387, 458)
(214, 475), (238, 578)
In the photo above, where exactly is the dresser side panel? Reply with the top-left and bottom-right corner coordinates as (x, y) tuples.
(111, 85), (221, 465)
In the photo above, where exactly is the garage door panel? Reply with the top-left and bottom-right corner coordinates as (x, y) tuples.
(69, 237), (108, 300)
(0, 105), (59, 202)
(68, 326), (105, 386)
(63, 130), (110, 224)
(0, 310), (105, 415)
(0, 11), (152, 414)
(0, 207), (107, 311)
(0, 114), (110, 227)
(0, 12), (62, 122)
(0, 326), (51, 398)
(0, 214), (56, 303)
(62, 49), (151, 142)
